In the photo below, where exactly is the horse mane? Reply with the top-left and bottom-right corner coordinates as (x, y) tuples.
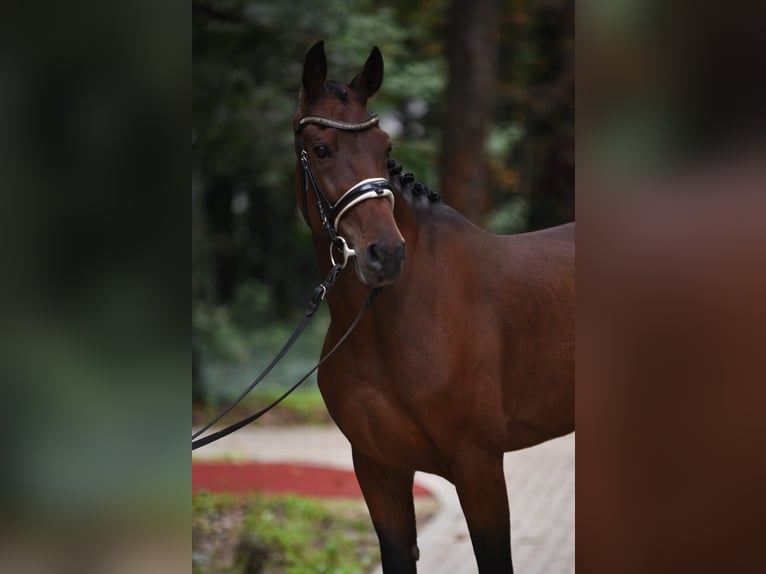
(387, 157), (441, 203)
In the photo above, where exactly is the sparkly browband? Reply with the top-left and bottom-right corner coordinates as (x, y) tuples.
(296, 114), (380, 133)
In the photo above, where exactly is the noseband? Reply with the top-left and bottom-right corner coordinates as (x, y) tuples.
(295, 113), (395, 268)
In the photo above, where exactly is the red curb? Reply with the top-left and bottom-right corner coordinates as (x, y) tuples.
(192, 462), (432, 499)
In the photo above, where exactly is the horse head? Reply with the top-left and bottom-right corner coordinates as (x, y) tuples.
(294, 41), (405, 287)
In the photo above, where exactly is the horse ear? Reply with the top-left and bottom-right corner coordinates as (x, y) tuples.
(302, 40), (327, 101)
(350, 46), (384, 101)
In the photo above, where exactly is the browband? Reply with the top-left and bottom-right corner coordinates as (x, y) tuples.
(297, 114), (380, 133)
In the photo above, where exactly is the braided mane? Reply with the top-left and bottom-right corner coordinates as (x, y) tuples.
(386, 158), (441, 203)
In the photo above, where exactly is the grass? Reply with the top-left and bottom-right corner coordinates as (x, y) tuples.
(192, 491), (380, 574)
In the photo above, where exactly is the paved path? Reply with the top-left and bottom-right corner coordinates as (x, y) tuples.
(193, 426), (574, 573)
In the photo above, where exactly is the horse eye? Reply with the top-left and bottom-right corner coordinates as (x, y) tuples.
(313, 144), (331, 159)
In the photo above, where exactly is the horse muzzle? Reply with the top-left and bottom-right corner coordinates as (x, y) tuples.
(357, 239), (406, 286)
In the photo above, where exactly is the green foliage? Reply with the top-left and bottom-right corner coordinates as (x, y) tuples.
(192, 491), (379, 574)
(488, 122), (525, 162)
(485, 195), (530, 236)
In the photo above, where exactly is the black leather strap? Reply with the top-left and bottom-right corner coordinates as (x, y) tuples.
(191, 262), (344, 444)
(330, 179), (393, 229)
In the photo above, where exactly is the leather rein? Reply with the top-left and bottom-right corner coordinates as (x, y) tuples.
(192, 114), (390, 450)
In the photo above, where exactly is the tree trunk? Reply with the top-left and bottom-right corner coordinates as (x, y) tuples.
(517, 0), (575, 231)
(440, 0), (499, 227)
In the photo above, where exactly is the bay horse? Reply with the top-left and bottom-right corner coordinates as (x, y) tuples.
(293, 41), (574, 573)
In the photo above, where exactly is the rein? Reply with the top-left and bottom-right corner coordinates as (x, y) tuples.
(191, 112), (390, 450)
(192, 262), (341, 448)
(192, 284), (380, 450)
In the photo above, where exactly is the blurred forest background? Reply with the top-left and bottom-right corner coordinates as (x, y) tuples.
(192, 0), (574, 407)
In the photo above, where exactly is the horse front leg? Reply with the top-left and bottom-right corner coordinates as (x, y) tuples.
(453, 452), (513, 573)
(352, 447), (418, 574)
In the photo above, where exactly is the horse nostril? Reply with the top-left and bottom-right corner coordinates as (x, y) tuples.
(366, 243), (383, 269)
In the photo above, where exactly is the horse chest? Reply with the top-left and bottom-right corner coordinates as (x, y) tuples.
(319, 372), (450, 473)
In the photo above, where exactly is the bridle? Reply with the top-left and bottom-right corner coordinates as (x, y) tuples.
(295, 113), (395, 268)
(192, 112), (393, 450)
